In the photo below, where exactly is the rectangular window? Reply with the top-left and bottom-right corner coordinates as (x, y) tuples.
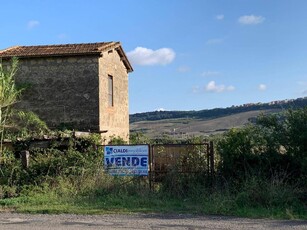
(108, 75), (114, 107)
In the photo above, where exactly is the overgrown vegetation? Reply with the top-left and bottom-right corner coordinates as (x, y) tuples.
(0, 58), (22, 155)
(215, 108), (306, 218)
(5, 110), (50, 139)
(0, 107), (306, 219)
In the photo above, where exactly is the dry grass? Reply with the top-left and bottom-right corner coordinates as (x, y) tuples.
(130, 109), (281, 138)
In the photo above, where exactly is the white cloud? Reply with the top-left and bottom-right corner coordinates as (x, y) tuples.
(205, 81), (235, 93)
(227, 85), (235, 91)
(258, 84), (267, 91)
(192, 86), (201, 94)
(216, 14), (224, 20)
(27, 20), (40, 29)
(127, 47), (175, 66)
(156, 108), (165, 112)
(201, 71), (220, 77)
(177, 66), (190, 73)
(302, 89), (307, 95)
(238, 15), (265, 25)
(206, 38), (223, 45)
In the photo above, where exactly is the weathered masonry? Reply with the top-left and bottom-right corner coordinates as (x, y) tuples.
(0, 42), (133, 142)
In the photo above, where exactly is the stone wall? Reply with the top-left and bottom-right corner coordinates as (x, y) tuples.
(98, 49), (129, 142)
(14, 55), (100, 131)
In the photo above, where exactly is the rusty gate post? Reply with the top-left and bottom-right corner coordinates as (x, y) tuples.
(149, 145), (152, 191)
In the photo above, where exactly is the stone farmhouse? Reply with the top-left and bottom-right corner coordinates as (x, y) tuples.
(0, 42), (133, 142)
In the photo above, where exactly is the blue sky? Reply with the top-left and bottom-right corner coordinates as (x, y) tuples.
(1, 0), (307, 114)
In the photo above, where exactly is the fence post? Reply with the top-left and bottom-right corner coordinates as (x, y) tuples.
(21, 150), (30, 169)
(209, 141), (214, 176)
(209, 141), (215, 186)
(206, 143), (210, 176)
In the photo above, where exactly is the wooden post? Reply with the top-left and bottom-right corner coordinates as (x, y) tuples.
(206, 143), (210, 176)
(209, 141), (214, 177)
(21, 150), (30, 168)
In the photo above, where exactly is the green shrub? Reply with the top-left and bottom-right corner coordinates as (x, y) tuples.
(0, 133), (103, 197)
(235, 176), (301, 208)
(0, 185), (18, 199)
(217, 107), (307, 188)
(108, 135), (127, 145)
(6, 111), (50, 138)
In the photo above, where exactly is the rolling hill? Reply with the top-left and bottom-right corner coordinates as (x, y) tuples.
(129, 97), (307, 138)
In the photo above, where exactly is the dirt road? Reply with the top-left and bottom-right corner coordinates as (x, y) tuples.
(0, 213), (306, 230)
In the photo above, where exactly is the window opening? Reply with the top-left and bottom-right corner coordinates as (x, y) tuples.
(108, 75), (114, 107)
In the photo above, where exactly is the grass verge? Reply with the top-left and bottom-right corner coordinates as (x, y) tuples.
(0, 188), (306, 219)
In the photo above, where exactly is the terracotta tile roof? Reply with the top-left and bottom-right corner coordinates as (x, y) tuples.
(0, 42), (116, 58)
(0, 42), (133, 72)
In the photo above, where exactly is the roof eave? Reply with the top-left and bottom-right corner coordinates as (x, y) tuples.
(0, 52), (101, 59)
(114, 45), (133, 73)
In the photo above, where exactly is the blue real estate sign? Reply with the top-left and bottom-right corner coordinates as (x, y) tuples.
(104, 145), (149, 176)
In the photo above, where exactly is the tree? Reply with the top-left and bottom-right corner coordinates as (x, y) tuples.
(0, 57), (21, 156)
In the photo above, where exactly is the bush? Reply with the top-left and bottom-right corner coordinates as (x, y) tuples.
(217, 107), (307, 202)
(256, 108), (307, 187)
(6, 110), (50, 138)
(235, 176), (301, 208)
(0, 134), (103, 197)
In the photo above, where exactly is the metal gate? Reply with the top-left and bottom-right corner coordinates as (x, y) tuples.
(149, 142), (214, 189)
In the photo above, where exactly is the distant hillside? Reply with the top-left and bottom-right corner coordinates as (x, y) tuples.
(129, 97), (307, 138)
(130, 109), (280, 138)
(130, 97), (307, 123)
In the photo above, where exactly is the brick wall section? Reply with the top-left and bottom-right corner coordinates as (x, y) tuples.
(14, 56), (100, 130)
(99, 49), (129, 142)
